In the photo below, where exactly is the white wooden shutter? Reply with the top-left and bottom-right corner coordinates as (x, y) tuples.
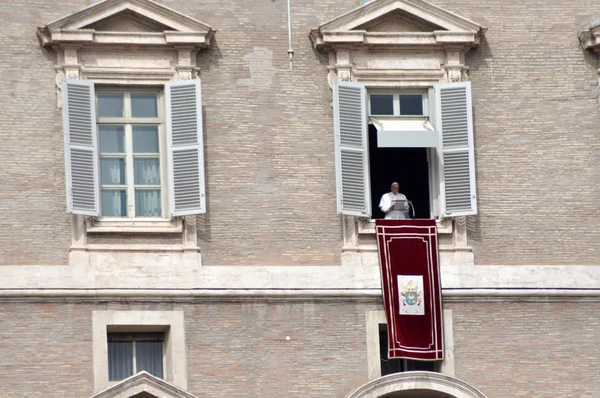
(62, 79), (100, 216)
(166, 79), (206, 217)
(435, 82), (477, 217)
(333, 81), (371, 217)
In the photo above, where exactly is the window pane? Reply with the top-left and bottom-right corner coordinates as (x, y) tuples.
(131, 93), (158, 118)
(98, 93), (124, 118)
(135, 189), (162, 217)
(108, 341), (133, 381)
(99, 126), (125, 153)
(399, 94), (424, 115)
(101, 190), (127, 217)
(134, 159), (160, 185)
(100, 158), (126, 184)
(136, 341), (164, 378)
(370, 95), (394, 115)
(132, 126), (159, 153)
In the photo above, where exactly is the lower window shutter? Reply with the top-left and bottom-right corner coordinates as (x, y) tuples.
(333, 81), (371, 218)
(62, 79), (100, 216)
(166, 79), (206, 217)
(434, 82), (477, 217)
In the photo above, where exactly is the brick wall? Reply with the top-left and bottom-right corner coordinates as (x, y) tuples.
(450, 301), (600, 397)
(432, 0), (600, 264)
(0, 0), (597, 265)
(0, 300), (599, 397)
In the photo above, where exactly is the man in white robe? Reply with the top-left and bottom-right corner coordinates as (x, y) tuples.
(379, 182), (409, 219)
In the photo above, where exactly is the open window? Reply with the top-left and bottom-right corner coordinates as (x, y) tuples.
(333, 80), (477, 220)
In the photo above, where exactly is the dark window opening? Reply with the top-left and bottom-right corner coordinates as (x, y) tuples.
(399, 94), (423, 115)
(368, 124), (431, 219)
(108, 332), (164, 381)
(379, 326), (438, 375)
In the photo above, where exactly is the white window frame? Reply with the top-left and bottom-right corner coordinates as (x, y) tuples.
(97, 87), (169, 221)
(92, 311), (187, 393)
(367, 90), (429, 117)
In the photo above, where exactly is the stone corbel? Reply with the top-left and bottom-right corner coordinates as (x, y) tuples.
(443, 49), (469, 83)
(335, 50), (353, 82)
(175, 47), (200, 80)
(54, 46), (82, 108)
(182, 216), (199, 251)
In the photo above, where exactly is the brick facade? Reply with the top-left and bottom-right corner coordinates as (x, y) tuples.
(0, 300), (599, 397)
(0, 0), (597, 266)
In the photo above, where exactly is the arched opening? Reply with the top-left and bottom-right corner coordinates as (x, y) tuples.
(348, 372), (487, 398)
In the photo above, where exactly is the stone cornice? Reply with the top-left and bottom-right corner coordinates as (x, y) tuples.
(0, 265), (599, 301)
(37, 0), (215, 48)
(310, 0), (485, 51)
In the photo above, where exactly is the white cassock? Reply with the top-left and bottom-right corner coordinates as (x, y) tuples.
(379, 192), (409, 220)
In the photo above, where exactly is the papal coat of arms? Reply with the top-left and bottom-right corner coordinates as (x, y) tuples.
(398, 275), (425, 315)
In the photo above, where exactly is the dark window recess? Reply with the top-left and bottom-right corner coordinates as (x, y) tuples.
(399, 94), (423, 115)
(379, 327), (437, 375)
(368, 124), (431, 219)
(370, 94), (394, 115)
(108, 332), (164, 381)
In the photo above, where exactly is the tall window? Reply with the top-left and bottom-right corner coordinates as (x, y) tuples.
(97, 89), (166, 218)
(107, 332), (164, 381)
(367, 90), (435, 219)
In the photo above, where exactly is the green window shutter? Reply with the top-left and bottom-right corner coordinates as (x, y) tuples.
(434, 82), (477, 217)
(165, 79), (206, 217)
(62, 79), (100, 216)
(333, 81), (371, 217)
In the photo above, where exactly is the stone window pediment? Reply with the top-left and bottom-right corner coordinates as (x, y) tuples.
(37, 0), (215, 48)
(37, 0), (212, 266)
(90, 371), (198, 398)
(310, 0), (485, 50)
(311, 0), (486, 267)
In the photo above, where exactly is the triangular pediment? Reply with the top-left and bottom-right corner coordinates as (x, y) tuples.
(84, 10), (173, 32)
(310, 0), (485, 49)
(90, 372), (199, 398)
(38, 0), (215, 47)
(354, 9), (445, 33)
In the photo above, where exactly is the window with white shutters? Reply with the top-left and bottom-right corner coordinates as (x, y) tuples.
(62, 79), (206, 220)
(332, 81), (477, 219)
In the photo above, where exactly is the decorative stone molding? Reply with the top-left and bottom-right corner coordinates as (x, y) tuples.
(92, 311), (188, 393)
(347, 371), (488, 398)
(312, 0), (484, 266)
(578, 18), (600, 108)
(90, 371), (197, 398)
(39, 0), (209, 266)
(310, 0), (485, 50)
(37, 0), (215, 106)
(310, 0), (485, 86)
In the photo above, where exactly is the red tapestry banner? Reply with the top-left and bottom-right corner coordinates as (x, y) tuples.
(375, 219), (444, 361)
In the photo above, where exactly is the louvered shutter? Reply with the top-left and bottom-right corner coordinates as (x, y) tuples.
(166, 79), (206, 217)
(333, 81), (371, 217)
(434, 82), (477, 217)
(62, 79), (100, 216)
